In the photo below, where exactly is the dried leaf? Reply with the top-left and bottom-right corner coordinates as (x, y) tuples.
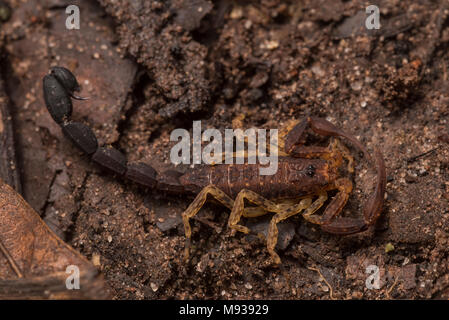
(0, 179), (110, 299)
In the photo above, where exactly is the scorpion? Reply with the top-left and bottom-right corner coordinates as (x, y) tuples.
(43, 67), (386, 265)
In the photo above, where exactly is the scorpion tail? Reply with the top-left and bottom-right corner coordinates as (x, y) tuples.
(43, 66), (188, 193)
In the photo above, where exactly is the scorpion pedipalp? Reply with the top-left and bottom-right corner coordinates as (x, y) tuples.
(318, 148), (386, 235)
(307, 117), (371, 160)
(284, 117), (386, 235)
(362, 149), (386, 225)
(310, 120), (386, 235)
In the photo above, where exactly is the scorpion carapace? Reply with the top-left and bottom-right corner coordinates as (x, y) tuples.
(43, 67), (387, 265)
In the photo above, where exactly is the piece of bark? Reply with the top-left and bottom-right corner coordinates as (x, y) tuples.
(0, 178), (111, 299)
(0, 77), (21, 193)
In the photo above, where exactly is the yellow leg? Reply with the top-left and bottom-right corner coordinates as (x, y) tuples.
(267, 198), (312, 264)
(228, 189), (281, 235)
(227, 189), (314, 264)
(302, 192), (328, 224)
(243, 207), (269, 218)
(182, 185), (234, 260)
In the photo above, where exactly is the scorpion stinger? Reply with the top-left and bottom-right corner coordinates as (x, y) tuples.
(50, 66), (89, 100)
(71, 94), (90, 101)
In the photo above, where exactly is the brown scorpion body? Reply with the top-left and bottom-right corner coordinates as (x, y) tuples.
(180, 157), (332, 199)
(43, 67), (387, 264)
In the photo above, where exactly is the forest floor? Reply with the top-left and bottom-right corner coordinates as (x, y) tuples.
(0, 0), (448, 299)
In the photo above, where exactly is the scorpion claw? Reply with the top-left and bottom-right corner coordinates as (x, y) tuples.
(321, 217), (368, 234)
(284, 118), (307, 153)
(320, 142), (386, 235)
(307, 117), (371, 160)
(362, 149), (386, 225)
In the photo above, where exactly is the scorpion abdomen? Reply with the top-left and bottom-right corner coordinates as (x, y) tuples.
(180, 157), (331, 199)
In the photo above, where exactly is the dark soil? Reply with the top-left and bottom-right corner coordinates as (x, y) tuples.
(1, 0), (449, 299)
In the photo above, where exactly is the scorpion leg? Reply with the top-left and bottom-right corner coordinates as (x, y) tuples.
(242, 207), (269, 218)
(228, 189), (314, 263)
(247, 198), (307, 219)
(182, 185), (234, 260)
(301, 192), (328, 224)
(228, 189), (281, 235)
(182, 186), (274, 259)
(267, 198), (312, 264)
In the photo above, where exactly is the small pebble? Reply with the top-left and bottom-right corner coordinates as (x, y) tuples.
(385, 243), (395, 253)
(230, 7), (243, 19)
(150, 283), (159, 292)
(92, 253), (101, 267)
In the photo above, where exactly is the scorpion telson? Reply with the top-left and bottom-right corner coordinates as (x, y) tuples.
(43, 67), (387, 265)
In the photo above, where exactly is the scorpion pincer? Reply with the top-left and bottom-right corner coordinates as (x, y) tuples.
(43, 67), (387, 265)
